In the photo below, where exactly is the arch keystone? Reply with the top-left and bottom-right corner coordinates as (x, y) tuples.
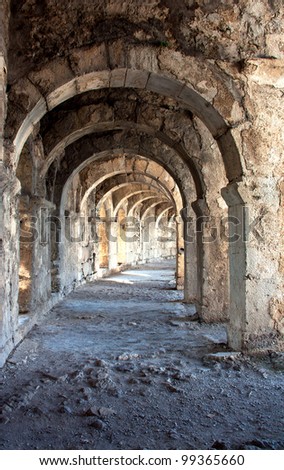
(110, 68), (127, 88)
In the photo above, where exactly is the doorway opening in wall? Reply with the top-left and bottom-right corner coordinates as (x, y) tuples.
(116, 207), (127, 267)
(98, 205), (109, 270)
(16, 148), (34, 317)
(18, 214), (33, 315)
(95, 197), (179, 290)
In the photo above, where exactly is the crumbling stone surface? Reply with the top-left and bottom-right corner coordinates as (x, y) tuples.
(8, 0), (284, 84)
(270, 299), (284, 336)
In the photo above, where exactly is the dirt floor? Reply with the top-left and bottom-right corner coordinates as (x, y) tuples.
(0, 260), (284, 450)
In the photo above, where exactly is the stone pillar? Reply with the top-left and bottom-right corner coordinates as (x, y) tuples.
(18, 196), (33, 313)
(117, 208), (127, 266)
(98, 217), (109, 269)
(142, 220), (150, 262)
(49, 209), (63, 293)
(0, 178), (8, 365)
(138, 223), (143, 262)
(231, 58), (284, 350)
(18, 196), (56, 313)
(183, 198), (229, 322)
(108, 217), (118, 270)
(221, 184), (246, 350)
(175, 215), (184, 290)
(191, 200), (209, 314)
(145, 210), (156, 262)
(67, 211), (86, 286)
(33, 198), (56, 304)
(0, 165), (21, 366)
(222, 181), (282, 351)
(0, 56), (7, 164)
(0, 0), (9, 164)
(140, 220), (145, 263)
(192, 199), (229, 323)
(182, 205), (199, 305)
(0, 2), (18, 365)
(85, 210), (97, 279)
(124, 217), (138, 265)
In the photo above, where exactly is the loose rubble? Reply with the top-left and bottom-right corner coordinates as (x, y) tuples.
(0, 262), (283, 450)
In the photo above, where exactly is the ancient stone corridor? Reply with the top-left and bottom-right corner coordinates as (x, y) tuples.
(1, 261), (284, 450)
(0, 0), (284, 452)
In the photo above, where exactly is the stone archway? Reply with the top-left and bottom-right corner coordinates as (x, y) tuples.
(1, 28), (283, 364)
(0, 67), (243, 363)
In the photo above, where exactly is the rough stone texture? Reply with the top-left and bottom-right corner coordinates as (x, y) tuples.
(0, 57), (7, 164)
(7, 0), (284, 84)
(0, 0), (9, 165)
(0, 171), (20, 367)
(0, 0), (283, 369)
(0, 0), (10, 62)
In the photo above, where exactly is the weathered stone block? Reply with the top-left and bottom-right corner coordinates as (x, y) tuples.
(127, 46), (159, 73)
(216, 131), (243, 182)
(179, 86), (228, 138)
(77, 71), (110, 94)
(108, 41), (127, 69)
(125, 69), (149, 89)
(6, 78), (44, 140)
(69, 43), (108, 75)
(47, 78), (77, 111)
(147, 73), (183, 98)
(29, 59), (75, 95)
(14, 97), (48, 162)
(110, 68), (127, 88)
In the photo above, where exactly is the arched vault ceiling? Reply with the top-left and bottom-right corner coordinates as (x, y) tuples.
(47, 134), (197, 205)
(85, 182), (174, 213)
(41, 121), (202, 191)
(38, 88), (202, 172)
(140, 199), (172, 221)
(117, 194), (170, 217)
(155, 206), (175, 226)
(39, 88), (196, 150)
(68, 157), (181, 213)
(96, 184), (175, 212)
(7, 68), (242, 184)
(101, 190), (167, 214)
(14, 88), (207, 205)
(94, 178), (181, 211)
